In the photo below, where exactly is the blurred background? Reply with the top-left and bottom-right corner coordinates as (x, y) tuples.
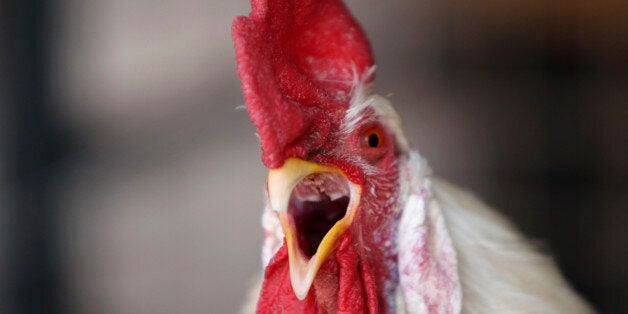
(1, 0), (626, 312)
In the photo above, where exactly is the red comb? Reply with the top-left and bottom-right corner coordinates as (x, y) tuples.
(232, 0), (374, 168)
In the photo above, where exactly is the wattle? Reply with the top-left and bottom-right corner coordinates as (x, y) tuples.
(256, 233), (378, 313)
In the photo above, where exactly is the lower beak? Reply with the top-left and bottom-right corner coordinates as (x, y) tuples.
(267, 158), (361, 300)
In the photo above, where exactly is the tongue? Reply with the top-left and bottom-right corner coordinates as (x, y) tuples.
(256, 233), (378, 313)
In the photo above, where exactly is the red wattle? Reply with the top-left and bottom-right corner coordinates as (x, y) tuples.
(256, 244), (318, 313)
(336, 233), (379, 314)
(256, 234), (378, 313)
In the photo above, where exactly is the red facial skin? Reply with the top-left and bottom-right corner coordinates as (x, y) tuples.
(256, 119), (403, 313)
(322, 120), (402, 313)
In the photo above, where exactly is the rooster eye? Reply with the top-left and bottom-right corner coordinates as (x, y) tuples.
(361, 126), (384, 149)
(360, 125), (386, 162)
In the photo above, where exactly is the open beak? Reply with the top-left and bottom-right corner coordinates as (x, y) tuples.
(267, 158), (362, 300)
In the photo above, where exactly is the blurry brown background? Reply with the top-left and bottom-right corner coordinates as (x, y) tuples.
(1, 0), (626, 313)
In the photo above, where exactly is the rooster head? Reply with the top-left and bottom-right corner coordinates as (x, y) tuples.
(233, 0), (417, 312)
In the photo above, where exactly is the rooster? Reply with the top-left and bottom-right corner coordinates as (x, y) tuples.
(232, 0), (593, 313)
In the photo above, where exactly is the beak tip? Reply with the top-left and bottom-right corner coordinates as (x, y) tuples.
(287, 262), (312, 300)
(291, 280), (311, 301)
(295, 291), (308, 301)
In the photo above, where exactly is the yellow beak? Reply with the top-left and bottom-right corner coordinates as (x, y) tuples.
(267, 158), (362, 300)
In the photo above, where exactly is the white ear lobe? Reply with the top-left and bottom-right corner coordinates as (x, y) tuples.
(397, 182), (462, 313)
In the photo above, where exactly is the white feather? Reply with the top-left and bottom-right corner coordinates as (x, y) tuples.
(432, 179), (594, 313)
(241, 90), (594, 313)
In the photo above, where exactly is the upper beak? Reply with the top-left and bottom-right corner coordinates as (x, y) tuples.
(267, 158), (361, 300)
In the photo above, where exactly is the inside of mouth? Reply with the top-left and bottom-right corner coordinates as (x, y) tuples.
(288, 172), (350, 259)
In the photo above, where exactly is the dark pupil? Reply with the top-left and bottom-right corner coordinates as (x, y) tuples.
(368, 133), (379, 147)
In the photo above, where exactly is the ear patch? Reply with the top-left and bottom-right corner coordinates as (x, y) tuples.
(397, 158), (462, 313)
